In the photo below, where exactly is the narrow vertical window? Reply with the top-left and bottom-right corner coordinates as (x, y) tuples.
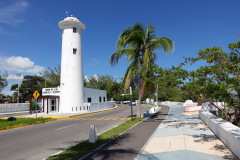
(99, 97), (102, 102)
(103, 97), (105, 102)
(73, 48), (77, 55)
(88, 98), (91, 103)
(73, 27), (77, 33)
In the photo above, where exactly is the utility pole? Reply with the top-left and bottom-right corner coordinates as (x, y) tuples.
(156, 76), (159, 107)
(45, 74), (46, 88)
(130, 87), (133, 121)
(16, 73), (21, 103)
(156, 68), (159, 107)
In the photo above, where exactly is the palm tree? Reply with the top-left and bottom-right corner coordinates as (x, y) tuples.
(109, 22), (174, 116)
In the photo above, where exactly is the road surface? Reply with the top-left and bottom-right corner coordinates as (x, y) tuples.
(0, 104), (152, 160)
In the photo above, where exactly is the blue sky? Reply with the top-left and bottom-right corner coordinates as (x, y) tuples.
(0, 0), (240, 95)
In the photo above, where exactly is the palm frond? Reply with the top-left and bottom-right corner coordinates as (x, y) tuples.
(122, 60), (140, 93)
(148, 37), (174, 53)
(109, 48), (135, 66)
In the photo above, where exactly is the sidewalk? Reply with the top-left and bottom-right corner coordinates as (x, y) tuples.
(81, 105), (170, 160)
(137, 105), (237, 160)
(82, 105), (237, 160)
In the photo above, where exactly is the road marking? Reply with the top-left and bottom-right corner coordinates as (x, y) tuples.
(104, 117), (113, 120)
(127, 117), (131, 120)
(91, 118), (99, 120)
(54, 124), (77, 131)
(62, 118), (70, 120)
(120, 117), (127, 120)
(97, 117), (105, 120)
(73, 118), (85, 120)
(112, 117), (119, 120)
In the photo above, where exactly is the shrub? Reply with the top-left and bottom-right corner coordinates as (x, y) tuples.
(8, 117), (16, 121)
(31, 101), (39, 110)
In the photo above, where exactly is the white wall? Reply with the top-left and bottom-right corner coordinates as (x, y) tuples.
(199, 110), (240, 159)
(0, 103), (29, 113)
(84, 87), (107, 103)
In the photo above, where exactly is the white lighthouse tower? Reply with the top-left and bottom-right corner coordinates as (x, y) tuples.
(58, 16), (85, 113)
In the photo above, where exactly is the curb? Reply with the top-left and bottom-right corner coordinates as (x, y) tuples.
(135, 105), (170, 160)
(0, 106), (119, 119)
(78, 117), (144, 160)
(79, 106), (159, 160)
(0, 118), (57, 131)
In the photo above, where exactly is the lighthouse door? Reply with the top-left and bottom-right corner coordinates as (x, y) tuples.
(51, 99), (56, 112)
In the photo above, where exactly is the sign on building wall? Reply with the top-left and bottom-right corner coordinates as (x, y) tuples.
(42, 87), (60, 96)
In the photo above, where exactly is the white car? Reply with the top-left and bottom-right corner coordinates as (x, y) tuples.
(123, 101), (130, 104)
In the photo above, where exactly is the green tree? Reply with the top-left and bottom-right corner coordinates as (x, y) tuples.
(0, 71), (8, 94)
(154, 65), (187, 102)
(39, 65), (61, 88)
(19, 75), (45, 102)
(186, 40), (240, 126)
(10, 84), (18, 102)
(109, 22), (174, 116)
(85, 74), (122, 100)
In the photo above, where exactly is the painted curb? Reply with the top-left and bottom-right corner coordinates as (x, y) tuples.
(0, 106), (119, 119)
(0, 118), (57, 131)
(78, 118), (144, 160)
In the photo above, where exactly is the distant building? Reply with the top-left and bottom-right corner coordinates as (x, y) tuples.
(41, 87), (107, 113)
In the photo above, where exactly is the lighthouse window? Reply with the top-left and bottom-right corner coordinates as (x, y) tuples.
(73, 27), (77, 33)
(73, 48), (77, 55)
(99, 97), (102, 102)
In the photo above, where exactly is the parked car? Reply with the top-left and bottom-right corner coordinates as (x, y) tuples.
(123, 101), (130, 104)
(128, 101), (136, 106)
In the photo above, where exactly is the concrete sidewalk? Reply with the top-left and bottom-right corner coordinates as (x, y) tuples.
(137, 105), (237, 160)
(81, 106), (170, 160)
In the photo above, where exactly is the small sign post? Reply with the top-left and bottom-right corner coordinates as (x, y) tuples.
(33, 90), (40, 119)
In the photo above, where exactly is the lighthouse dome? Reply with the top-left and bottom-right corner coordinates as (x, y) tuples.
(58, 16), (86, 30)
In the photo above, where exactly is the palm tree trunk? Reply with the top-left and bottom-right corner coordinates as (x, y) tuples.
(137, 94), (141, 117)
(137, 79), (144, 117)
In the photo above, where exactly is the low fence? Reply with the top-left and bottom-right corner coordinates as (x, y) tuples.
(0, 103), (30, 113)
(89, 102), (115, 112)
(70, 101), (115, 113)
(158, 101), (183, 106)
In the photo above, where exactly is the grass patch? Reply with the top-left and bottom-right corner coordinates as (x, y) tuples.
(142, 103), (158, 107)
(0, 118), (54, 131)
(47, 117), (144, 160)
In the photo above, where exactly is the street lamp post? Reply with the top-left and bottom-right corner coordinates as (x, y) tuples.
(130, 87), (133, 121)
(16, 73), (21, 103)
(156, 76), (159, 107)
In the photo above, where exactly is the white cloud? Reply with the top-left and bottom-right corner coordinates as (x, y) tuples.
(0, 1), (29, 26)
(0, 56), (45, 74)
(25, 65), (45, 74)
(1, 90), (13, 96)
(6, 56), (34, 70)
(93, 74), (99, 80)
(84, 75), (89, 82)
(6, 74), (24, 81)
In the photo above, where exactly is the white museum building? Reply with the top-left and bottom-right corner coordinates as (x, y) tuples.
(40, 87), (108, 113)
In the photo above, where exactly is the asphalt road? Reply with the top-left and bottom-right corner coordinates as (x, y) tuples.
(0, 104), (152, 160)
